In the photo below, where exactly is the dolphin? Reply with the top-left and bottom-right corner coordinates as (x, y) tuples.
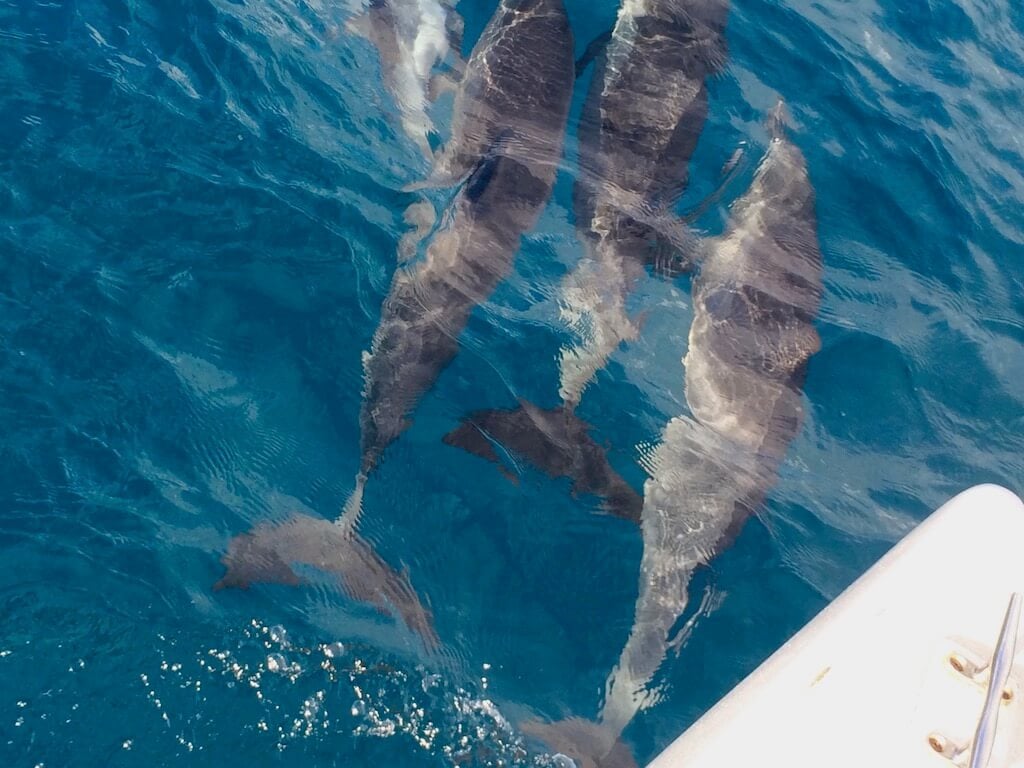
(358, 0), (574, 481)
(346, 0), (464, 157)
(524, 102), (824, 767)
(217, 0), (575, 644)
(215, 514), (438, 645)
(444, 0), (729, 519)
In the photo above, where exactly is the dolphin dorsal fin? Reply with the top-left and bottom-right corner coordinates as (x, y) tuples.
(767, 99), (791, 141)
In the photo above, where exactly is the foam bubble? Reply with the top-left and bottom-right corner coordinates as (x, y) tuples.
(322, 642), (345, 659)
(268, 626), (289, 647)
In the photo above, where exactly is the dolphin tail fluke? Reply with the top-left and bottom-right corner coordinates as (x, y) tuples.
(442, 402), (642, 524)
(767, 99), (791, 139)
(575, 29), (613, 78)
(648, 140), (751, 273)
(521, 717), (639, 768)
(622, 211), (700, 277)
(647, 230), (695, 277)
(334, 475), (438, 648)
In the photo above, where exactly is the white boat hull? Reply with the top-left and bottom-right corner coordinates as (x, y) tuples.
(648, 484), (1024, 768)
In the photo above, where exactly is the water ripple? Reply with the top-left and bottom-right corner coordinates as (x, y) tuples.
(1, 0), (1023, 764)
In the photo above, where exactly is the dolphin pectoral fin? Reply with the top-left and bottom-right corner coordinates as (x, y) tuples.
(398, 200), (437, 262)
(678, 145), (748, 228)
(443, 417), (505, 466)
(521, 717), (638, 768)
(718, 143), (747, 180)
(575, 29), (613, 78)
(443, 404), (642, 524)
(498, 464), (520, 485)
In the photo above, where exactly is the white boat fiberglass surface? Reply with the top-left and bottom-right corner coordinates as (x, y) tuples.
(649, 484), (1024, 768)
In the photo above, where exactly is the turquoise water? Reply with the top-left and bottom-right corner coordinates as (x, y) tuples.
(2, 0), (1023, 764)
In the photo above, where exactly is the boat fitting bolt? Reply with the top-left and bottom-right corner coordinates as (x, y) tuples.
(948, 653), (981, 677)
(927, 733), (962, 758)
(928, 734), (948, 754)
(1002, 687), (1013, 702)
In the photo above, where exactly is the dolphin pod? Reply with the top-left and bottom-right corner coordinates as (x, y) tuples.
(444, 0), (729, 521)
(524, 103), (823, 767)
(217, 1), (825, 765)
(217, 0), (575, 642)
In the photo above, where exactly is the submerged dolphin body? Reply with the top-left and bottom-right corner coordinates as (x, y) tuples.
(347, 0), (463, 157)
(444, 0), (729, 519)
(525, 105), (824, 767)
(359, 0), (574, 477)
(215, 514), (437, 644)
(218, 0), (574, 643)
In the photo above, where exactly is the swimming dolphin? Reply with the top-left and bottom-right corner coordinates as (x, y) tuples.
(524, 102), (824, 767)
(346, 0), (464, 157)
(358, 0), (573, 483)
(217, 0), (575, 643)
(215, 514), (438, 645)
(444, 0), (729, 519)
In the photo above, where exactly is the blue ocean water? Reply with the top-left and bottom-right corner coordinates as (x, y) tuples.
(2, 0), (1023, 764)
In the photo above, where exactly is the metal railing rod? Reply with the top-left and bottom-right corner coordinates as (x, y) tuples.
(968, 592), (1022, 768)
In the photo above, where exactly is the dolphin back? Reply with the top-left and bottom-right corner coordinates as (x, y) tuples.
(686, 108), (823, 457)
(575, 0), (730, 233)
(444, 0), (574, 181)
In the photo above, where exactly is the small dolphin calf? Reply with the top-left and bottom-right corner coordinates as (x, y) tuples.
(526, 104), (824, 767)
(347, 0), (463, 157)
(445, 0), (729, 520)
(218, 0), (574, 643)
